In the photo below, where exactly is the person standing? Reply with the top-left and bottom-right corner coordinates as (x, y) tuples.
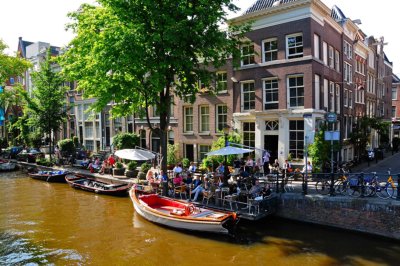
(262, 150), (271, 174)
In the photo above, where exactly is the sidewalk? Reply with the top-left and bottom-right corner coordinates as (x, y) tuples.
(350, 150), (399, 173)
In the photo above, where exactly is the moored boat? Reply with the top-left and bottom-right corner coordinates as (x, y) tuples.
(130, 186), (238, 234)
(65, 174), (132, 196)
(28, 170), (70, 183)
(0, 159), (17, 171)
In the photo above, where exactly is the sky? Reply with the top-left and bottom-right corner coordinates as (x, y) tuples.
(0, 0), (398, 73)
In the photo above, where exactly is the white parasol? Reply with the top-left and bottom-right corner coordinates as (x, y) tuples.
(114, 149), (155, 161)
(206, 146), (253, 156)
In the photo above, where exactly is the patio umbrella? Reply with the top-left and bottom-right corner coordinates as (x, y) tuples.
(114, 149), (155, 161)
(206, 146), (253, 156)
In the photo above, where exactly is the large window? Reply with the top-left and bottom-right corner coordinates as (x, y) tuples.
(289, 120), (304, 159)
(344, 41), (352, 59)
(243, 122), (255, 148)
(199, 145), (211, 162)
(392, 88), (398, 100)
(264, 78), (279, 110)
(344, 63), (352, 83)
(216, 72), (227, 93)
(241, 44), (255, 66)
(216, 105), (227, 132)
(263, 38), (278, 62)
(286, 33), (303, 59)
(335, 50), (340, 71)
(241, 82), (255, 111)
(392, 106), (396, 118)
(328, 46), (334, 68)
(84, 122), (93, 138)
(199, 105), (210, 133)
(288, 75), (304, 108)
(329, 82), (335, 112)
(336, 84), (340, 114)
(313, 34), (320, 59)
(140, 129), (146, 148)
(183, 106), (193, 133)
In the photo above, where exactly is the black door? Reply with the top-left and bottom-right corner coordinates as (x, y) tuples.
(264, 135), (278, 162)
(185, 144), (194, 162)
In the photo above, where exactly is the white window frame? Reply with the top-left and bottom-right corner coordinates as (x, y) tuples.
(328, 46), (334, 68)
(335, 50), (340, 71)
(324, 79), (328, 110)
(323, 42), (328, 65)
(313, 34), (320, 59)
(344, 41), (353, 59)
(216, 104), (228, 132)
(216, 71), (227, 93)
(241, 44), (255, 66)
(262, 38), (278, 62)
(199, 105), (210, 133)
(241, 81), (255, 112)
(336, 84), (340, 114)
(183, 106), (193, 133)
(392, 88), (398, 100)
(286, 33), (303, 59)
(314, 74), (320, 110)
(242, 122), (255, 149)
(344, 62), (353, 83)
(344, 89), (348, 107)
(263, 78), (279, 110)
(287, 75), (304, 108)
(348, 91), (353, 108)
(199, 145), (211, 162)
(329, 82), (335, 112)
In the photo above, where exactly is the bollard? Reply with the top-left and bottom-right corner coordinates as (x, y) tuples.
(397, 174), (400, 200)
(302, 173), (308, 195)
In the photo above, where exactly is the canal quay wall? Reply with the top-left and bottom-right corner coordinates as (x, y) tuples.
(275, 193), (400, 240)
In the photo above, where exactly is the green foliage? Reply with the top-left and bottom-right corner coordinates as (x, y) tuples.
(58, 1), (250, 171)
(112, 133), (139, 150)
(36, 157), (54, 167)
(18, 49), (68, 160)
(206, 130), (242, 166)
(58, 139), (75, 156)
(127, 160), (137, 171)
(140, 162), (151, 173)
(181, 158), (190, 168)
(167, 144), (178, 165)
(0, 40), (31, 85)
(73, 136), (80, 147)
(115, 161), (123, 169)
(28, 131), (42, 148)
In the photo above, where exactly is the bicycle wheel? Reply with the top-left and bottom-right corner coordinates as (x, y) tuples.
(315, 180), (331, 195)
(375, 181), (391, 199)
(387, 183), (397, 199)
(335, 180), (348, 195)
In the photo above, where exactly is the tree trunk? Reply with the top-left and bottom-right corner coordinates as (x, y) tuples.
(48, 130), (52, 161)
(158, 88), (170, 173)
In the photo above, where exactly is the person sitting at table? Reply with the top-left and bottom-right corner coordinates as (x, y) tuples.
(88, 157), (100, 173)
(249, 179), (263, 199)
(192, 175), (202, 189)
(216, 162), (224, 175)
(173, 163), (183, 175)
(81, 157), (90, 168)
(99, 154), (116, 174)
(184, 173), (193, 186)
(188, 162), (197, 173)
(146, 170), (155, 183)
(190, 176), (211, 202)
(173, 173), (183, 186)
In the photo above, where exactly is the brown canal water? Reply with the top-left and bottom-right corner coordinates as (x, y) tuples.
(1, 171), (399, 266)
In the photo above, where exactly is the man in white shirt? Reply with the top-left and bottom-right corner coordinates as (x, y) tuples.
(262, 150), (271, 174)
(173, 163), (183, 174)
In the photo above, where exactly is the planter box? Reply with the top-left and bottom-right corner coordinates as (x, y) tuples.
(125, 170), (138, 178)
(113, 168), (126, 176)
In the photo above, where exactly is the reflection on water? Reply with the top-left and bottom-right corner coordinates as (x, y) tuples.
(1, 171), (399, 265)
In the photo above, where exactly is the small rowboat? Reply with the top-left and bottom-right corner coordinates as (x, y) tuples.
(130, 186), (238, 234)
(28, 170), (70, 183)
(65, 174), (132, 196)
(0, 159), (17, 171)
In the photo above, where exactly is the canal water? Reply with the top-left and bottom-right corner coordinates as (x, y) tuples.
(1, 171), (399, 265)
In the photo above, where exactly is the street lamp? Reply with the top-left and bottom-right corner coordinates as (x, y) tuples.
(222, 124), (230, 187)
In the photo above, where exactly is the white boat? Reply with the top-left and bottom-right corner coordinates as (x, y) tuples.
(129, 186), (237, 234)
(0, 160), (17, 171)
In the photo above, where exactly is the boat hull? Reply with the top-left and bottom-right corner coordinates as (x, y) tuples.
(65, 174), (131, 196)
(28, 172), (69, 183)
(130, 189), (235, 234)
(0, 162), (17, 171)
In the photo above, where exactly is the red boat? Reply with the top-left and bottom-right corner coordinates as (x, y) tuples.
(130, 186), (237, 234)
(65, 174), (132, 196)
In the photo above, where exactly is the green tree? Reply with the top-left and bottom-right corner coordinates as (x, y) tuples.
(308, 125), (330, 173)
(112, 132), (139, 149)
(203, 130), (242, 167)
(0, 40), (31, 145)
(19, 49), (68, 160)
(59, 1), (250, 172)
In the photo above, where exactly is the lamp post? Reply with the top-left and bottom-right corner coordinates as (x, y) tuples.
(222, 124), (230, 187)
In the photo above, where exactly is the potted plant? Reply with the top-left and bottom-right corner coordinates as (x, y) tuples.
(167, 144), (178, 170)
(125, 161), (138, 178)
(113, 161), (126, 176)
(138, 162), (151, 180)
